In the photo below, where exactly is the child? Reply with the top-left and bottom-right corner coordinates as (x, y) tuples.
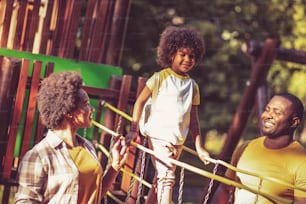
(127, 26), (210, 204)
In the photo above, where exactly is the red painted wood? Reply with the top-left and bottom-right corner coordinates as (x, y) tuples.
(3, 59), (30, 179)
(19, 61), (42, 158)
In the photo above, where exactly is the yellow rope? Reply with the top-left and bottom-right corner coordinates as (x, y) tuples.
(92, 120), (294, 204)
(130, 140), (293, 204)
(106, 191), (124, 204)
(183, 146), (306, 193)
(101, 100), (133, 121)
(100, 101), (306, 193)
(120, 168), (152, 188)
(95, 140), (152, 189)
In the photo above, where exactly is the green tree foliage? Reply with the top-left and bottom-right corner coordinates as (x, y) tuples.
(122, 0), (306, 147)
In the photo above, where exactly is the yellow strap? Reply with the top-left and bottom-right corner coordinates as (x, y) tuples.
(183, 146), (306, 193)
(130, 140), (293, 204)
(106, 191), (124, 204)
(94, 136), (152, 189)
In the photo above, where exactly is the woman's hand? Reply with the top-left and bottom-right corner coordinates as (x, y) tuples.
(111, 136), (128, 170)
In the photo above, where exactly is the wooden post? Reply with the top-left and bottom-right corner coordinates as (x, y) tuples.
(19, 61), (42, 158)
(105, 0), (132, 66)
(201, 39), (280, 203)
(0, 0), (14, 47)
(100, 75), (123, 167)
(0, 57), (21, 167)
(125, 76), (147, 204)
(2, 59), (31, 180)
(34, 63), (54, 144)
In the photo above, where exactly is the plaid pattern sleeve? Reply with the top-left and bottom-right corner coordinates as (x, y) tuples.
(15, 147), (46, 203)
(14, 130), (81, 203)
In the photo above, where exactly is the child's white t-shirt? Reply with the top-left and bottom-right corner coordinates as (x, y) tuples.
(145, 68), (200, 145)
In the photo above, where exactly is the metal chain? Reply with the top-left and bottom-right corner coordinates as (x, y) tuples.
(203, 163), (219, 204)
(136, 136), (147, 204)
(178, 167), (185, 204)
(115, 116), (122, 135)
(110, 115), (122, 158)
(229, 188), (234, 204)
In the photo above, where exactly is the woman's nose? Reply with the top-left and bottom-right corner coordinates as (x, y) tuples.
(90, 105), (95, 112)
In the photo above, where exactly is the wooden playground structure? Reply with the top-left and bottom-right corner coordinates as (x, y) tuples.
(1, 1), (306, 204)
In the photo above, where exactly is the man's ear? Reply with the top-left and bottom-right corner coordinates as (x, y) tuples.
(171, 55), (175, 62)
(291, 116), (300, 128)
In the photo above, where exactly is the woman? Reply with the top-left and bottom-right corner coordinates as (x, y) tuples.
(14, 71), (127, 203)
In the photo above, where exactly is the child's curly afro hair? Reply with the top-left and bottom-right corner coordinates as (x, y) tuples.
(37, 71), (83, 129)
(157, 26), (205, 68)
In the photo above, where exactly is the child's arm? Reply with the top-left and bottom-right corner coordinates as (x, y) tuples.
(125, 86), (151, 144)
(189, 105), (210, 164)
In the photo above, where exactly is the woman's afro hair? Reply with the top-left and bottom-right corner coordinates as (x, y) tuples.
(37, 71), (83, 129)
(156, 26), (205, 67)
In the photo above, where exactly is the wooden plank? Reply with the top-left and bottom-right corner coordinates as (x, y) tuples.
(218, 39), (280, 162)
(50, 1), (67, 56)
(57, 0), (74, 57)
(78, 0), (96, 61)
(124, 76), (147, 203)
(13, 0), (27, 49)
(92, 98), (103, 143)
(34, 62), (54, 144)
(0, 1), (4, 25)
(89, 0), (113, 62)
(39, 0), (54, 54)
(0, 57), (21, 203)
(84, 86), (119, 101)
(247, 41), (306, 65)
(57, 0), (73, 57)
(63, 0), (83, 58)
(105, 0), (132, 66)
(19, 61), (42, 158)
(116, 75), (136, 193)
(202, 39), (280, 203)
(99, 76), (122, 167)
(2, 59), (30, 179)
(24, 0), (40, 51)
(0, 0), (14, 47)
(114, 75), (131, 134)
(0, 57), (21, 167)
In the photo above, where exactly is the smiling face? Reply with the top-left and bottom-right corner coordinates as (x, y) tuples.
(71, 89), (94, 129)
(261, 96), (297, 138)
(171, 47), (196, 75)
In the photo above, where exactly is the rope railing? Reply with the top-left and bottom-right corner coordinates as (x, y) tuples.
(94, 138), (152, 189)
(106, 191), (124, 204)
(183, 145), (306, 193)
(100, 100), (306, 193)
(92, 120), (293, 204)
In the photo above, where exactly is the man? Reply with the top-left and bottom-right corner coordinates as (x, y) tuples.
(212, 93), (306, 204)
